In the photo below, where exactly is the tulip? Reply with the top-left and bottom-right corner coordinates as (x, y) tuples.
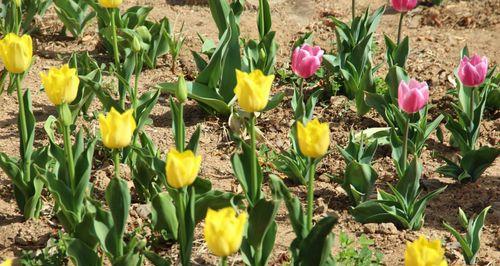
(165, 148), (201, 189)
(391, 0), (417, 13)
(14, 0), (21, 6)
(398, 79), (429, 114)
(291, 44), (324, 79)
(98, 108), (136, 149)
(40, 64), (79, 106)
(234, 69), (274, 113)
(458, 55), (488, 88)
(405, 236), (447, 266)
(98, 0), (122, 8)
(204, 207), (247, 258)
(0, 258), (13, 266)
(297, 118), (330, 159)
(0, 33), (32, 74)
(297, 118), (330, 231)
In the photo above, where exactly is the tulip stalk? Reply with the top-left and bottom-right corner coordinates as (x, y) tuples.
(351, 0), (356, 20)
(113, 149), (121, 180)
(401, 118), (410, 173)
(109, 8), (125, 109)
(397, 13), (404, 45)
(177, 188), (189, 266)
(59, 104), (76, 191)
(306, 159), (316, 231)
(219, 257), (227, 266)
(15, 75), (30, 179)
(249, 113), (258, 204)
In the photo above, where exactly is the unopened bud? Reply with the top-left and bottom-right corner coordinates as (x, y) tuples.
(132, 36), (141, 52)
(176, 75), (188, 104)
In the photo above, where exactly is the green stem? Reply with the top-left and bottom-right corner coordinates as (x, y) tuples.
(249, 113), (258, 205)
(176, 102), (185, 152)
(113, 149), (121, 180)
(177, 188), (188, 265)
(469, 89), (475, 150)
(110, 9), (124, 110)
(351, 0), (356, 20)
(60, 106), (76, 191)
(306, 159), (316, 231)
(402, 118), (409, 173)
(219, 257), (228, 266)
(16, 75), (30, 180)
(397, 13), (405, 45)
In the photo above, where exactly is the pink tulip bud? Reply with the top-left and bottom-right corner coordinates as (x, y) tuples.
(398, 79), (429, 114)
(391, 0), (418, 12)
(458, 54), (488, 87)
(291, 44), (324, 79)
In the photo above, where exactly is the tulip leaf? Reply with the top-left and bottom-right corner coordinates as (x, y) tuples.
(66, 238), (101, 266)
(246, 199), (280, 249)
(297, 216), (337, 266)
(105, 177), (131, 256)
(150, 192), (178, 240)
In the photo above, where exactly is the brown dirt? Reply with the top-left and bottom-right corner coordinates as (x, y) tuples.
(1, 0), (499, 265)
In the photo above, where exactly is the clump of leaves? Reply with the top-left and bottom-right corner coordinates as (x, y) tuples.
(335, 232), (383, 266)
(19, 234), (67, 266)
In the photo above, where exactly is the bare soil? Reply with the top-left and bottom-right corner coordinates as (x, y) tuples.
(0, 0), (499, 265)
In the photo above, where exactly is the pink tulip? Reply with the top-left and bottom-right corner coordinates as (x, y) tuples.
(291, 44), (324, 79)
(391, 0), (418, 12)
(398, 79), (429, 114)
(458, 54), (488, 87)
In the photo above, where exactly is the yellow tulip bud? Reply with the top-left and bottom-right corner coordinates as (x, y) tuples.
(98, 0), (122, 8)
(13, 0), (21, 7)
(0, 258), (14, 266)
(234, 69), (274, 113)
(204, 207), (247, 257)
(40, 64), (79, 106)
(405, 236), (447, 266)
(98, 108), (136, 149)
(0, 33), (32, 74)
(297, 118), (330, 158)
(165, 148), (201, 189)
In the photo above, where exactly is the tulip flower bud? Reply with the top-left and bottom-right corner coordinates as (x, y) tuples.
(165, 148), (201, 189)
(391, 0), (418, 13)
(176, 75), (188, 104)
(291, 44), (324, 79)
(98, 0), (122, 8)
(234, 69), (274, 113)
(136, 26), (151, 43)
(458, 54), (488, 87)
(297, 118), (330, 158)
(40, 64), (80, 106)
(204, 207), (247, 258)
(0, 33), (33, 74)
(132, 36), (142, 53)
(398, 79), (429, 114)
(14, 0), (21, 7)
(98, 108), (137, 149)
(405, 236), (447, 266)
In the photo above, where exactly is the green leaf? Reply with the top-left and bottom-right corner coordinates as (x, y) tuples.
(105, 177), (131, 256)
(460, 147), (500, 182)
(66, 238), (101, 266)
(298, 216), (337, 266)
(246, 199), (280, 249)
(150, 192), (178, 240)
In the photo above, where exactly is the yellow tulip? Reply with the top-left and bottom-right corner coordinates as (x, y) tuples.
(40, 64), (79, 106)
(204, 207), (247, 257)
(165, 148), (201, 189)
(14, 0), (21, 7)
(234, 69), (274, 113)
(98, 0), (122, 8)
(0, 258), (13, 266)
(405, 236), (448, 266)
(297, 118), (330, 158)
(0, 33), (32, 74)
(98, 108), (136, 149)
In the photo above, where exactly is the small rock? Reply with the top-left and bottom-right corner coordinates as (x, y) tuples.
(363, 223), (378, 234)
(135, 204), (150, 220)
(318, 174), (330, 183)
(378, 223), (398, 235)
